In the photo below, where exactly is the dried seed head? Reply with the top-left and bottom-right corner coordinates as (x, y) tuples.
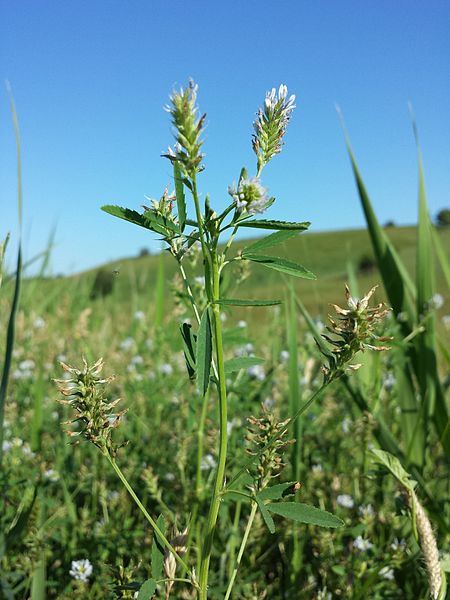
(54, 358), (126, 456)
(320, 285), (392, 382)
(246, 406), (294, 490)
(410, 491), (443, 599)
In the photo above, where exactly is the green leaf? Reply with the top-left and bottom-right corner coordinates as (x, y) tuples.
(258, 481), (298, 501)
(267, 502), (344, 528)
(243, 254), (316, 280)
(371, 449), (417, 492)
(242, 230), (300, 254)
(180, 323), (196, 380)
(256, 497), (275, 534)
(151, 514), (166, 581)
(101, 205), (180, 236)
(196, 309), (212, 396)
(215, 298), (281, 307)
(137, 579), (157, 600)
(224, 356), (264, 374)
(236, 219), (310, 231)
(173, 162), (186, 231)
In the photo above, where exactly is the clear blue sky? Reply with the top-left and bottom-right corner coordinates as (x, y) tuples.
(1, 1), (449, 275)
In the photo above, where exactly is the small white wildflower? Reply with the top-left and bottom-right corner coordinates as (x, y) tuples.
(247, 364), (265, 381)
(69, 558), (93, 582)
(353, 536), (374, 551)
(119, 337), (135, 352)
(19, 359), (35, 371)
(358, 504), (375, 518)
(131, 355), (144, 366)
(194, 276), (205, 286)
(164, 472), (175, 482)
(57, 353), (67, 363)
(228, 177), (271, 216)
(442, 315), (450, 329)
(317, 587), (332, 600)
(107, 490), (120, 502)
(383, 372), (396, 389)
(279, 350), (289, 362)
(220, 312), (227, 322)
(312, 464), (323, 474)
(2, 440), (12, 452)
(33, 317), (46, 329)
(159, 363), (173, 376)
(44, 469), (59, 482)
(390, 537), (406, 551)
(379, 566), (395, 581)
(337, 494), (354, 509)
(237, 320), (247, 328)
(263, 396), (275, 410)
(341, 418), (352, 434)
(428, 293), (444, 310)
(201, 454), (217, 471)
(134, 310), (145, 321)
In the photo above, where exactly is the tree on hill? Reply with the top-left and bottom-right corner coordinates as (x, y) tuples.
(435, 208), (450, 228)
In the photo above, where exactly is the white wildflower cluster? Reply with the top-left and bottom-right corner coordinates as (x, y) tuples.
(33, 316), (46, 329)
(69, 558), (93, 582)
(252, 84), (296, 170)
(12, 359), (35, 380)
(201, 453), (217, 471)
(247, 364), (265, 381)
(379, 566), (395, 581)
(337, 494), (354, 509)
(353, 536), (374, 551)
(228, 177), (271, 216)
(428, 293), (444, 311)
(119, 337), (135, 352)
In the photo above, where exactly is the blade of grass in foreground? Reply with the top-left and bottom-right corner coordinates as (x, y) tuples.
(412, 117), (450, 462)
(0, 86), (23, 469)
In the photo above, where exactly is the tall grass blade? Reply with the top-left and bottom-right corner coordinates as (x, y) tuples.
(0, 87), (23, 469)
(339, 114), (416, 323)
(412, 118), (449, 460)
(154, 251), (165, 329)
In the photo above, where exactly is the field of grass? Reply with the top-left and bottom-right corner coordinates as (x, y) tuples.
(1, 221), (449, 599)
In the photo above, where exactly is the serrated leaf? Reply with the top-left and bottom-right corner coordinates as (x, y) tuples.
(237, 219), (310, 231)
(256, 497), (275, 534)
(267, 502), (344, 528)
(258, 481), (298, 501)
(196, 309), (212, 396)
(173, 163), (186, 231)
(224, 356), (264, 374)
(243, 254), (316, 280)
(101, 205), (180, 236)
(242, 230), (300, 254)
(215, 298), (281, 307)
(137, 579), (157, 599)
(151, 514), (166, 580)
(371, 449), (417, 492)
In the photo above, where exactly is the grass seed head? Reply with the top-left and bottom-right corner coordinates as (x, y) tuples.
(54, 358), (126, 457)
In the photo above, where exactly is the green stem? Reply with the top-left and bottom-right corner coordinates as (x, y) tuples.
(106, 454), (192, 578)
(196, 389), (210, 499)
(198, 251), (228, 599)
(224, 501), (258, 600)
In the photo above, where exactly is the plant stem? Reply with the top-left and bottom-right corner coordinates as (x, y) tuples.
(198, 250), (228, 599)
(106, 454), (192, 578)
(224, 501), (258, 600)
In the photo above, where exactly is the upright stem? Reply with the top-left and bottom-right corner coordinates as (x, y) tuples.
(198, 250), (228, 599)
(106, 455), (192, 578)
(224, 501), (258, 600)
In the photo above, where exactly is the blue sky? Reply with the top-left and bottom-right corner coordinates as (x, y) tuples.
(1, 1), (449, 274)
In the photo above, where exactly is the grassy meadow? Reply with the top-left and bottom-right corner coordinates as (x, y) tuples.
(1, 223), (449, 599)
